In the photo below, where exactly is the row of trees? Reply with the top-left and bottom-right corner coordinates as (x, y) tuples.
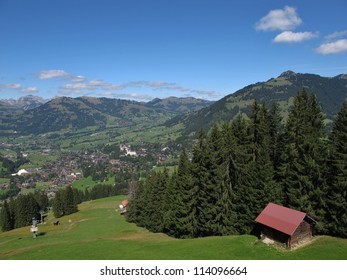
(0, 191), (49, 231)
(127, 89), (347, 238)
(0, 183), (121, 231)
(52, 184), (120, 218)
(52, 186), (79, 218)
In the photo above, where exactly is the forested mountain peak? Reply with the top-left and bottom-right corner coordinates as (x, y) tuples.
(278, 70), (297, 78)
(167, 71), (347, 135)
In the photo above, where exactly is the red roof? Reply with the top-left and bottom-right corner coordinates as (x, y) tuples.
(255, 203), (307, 236)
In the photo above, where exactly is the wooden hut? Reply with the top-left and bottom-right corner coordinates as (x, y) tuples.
(255, 203), (316, 248)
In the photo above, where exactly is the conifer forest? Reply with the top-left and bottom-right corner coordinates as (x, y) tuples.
(127, 90), (347, 239)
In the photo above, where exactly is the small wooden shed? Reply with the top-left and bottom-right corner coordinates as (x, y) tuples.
(255, 203), (316, 248)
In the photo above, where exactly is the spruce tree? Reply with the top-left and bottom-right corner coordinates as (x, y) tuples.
(163, 149), (196, 238)
(249, 102), (281, 215)
(64, 186), (78, 215)
(145, 170), (169, 232)
(229, 116), (254, 233)
(53, 190), (64, 218)
(162, 170), (180, 237)
(8, 198), (16, 229)
(33, 191), (49, 211)
(217, 121), (238, 235)
(206, 123), (226, 234)
(0, 200), (13, 231)
(127, 181), (147, 226)
(326, 102), (347, 237)
(279, 89), (327, 227)
(192, 128), (218, 236)
(268, 102), (283, 169)
(14, 194), (40, 228)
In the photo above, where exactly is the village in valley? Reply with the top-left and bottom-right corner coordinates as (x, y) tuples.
(0, 140), (177, 200)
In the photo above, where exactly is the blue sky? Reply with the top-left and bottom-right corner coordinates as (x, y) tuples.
(0, 0), (346, 101)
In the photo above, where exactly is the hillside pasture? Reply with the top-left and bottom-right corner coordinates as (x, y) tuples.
(71, 176), (97, 190)
(0, 196), (346, 260)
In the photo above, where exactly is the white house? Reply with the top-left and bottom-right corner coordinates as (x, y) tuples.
(11, 169), (29, 176)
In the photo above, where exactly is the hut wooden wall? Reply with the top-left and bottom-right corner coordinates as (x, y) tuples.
(290, 220), (312, 246)
(261, 225), (289, 245)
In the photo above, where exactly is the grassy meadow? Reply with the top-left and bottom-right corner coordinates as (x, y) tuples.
(0, 196), (346, 260)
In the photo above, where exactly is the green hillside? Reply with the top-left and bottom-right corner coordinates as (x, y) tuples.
(0, 196), (346, 260)
(0, 96), (213, 136)
(0, 102), (24, 135)
(167, 71), (347, 135)
(146, 96), (214, 114)
(14, 96), (174, 135)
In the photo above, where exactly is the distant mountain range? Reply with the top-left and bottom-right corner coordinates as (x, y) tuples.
(0, 71), (346, 136)
(166, 71), (347, 135)
(146, 96), (213, 114)
(0, 95), (48, 110)
(0, 95), (213, 135)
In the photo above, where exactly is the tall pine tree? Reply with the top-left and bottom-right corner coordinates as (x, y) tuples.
(127, 181), (147, 227)
(145, 170), (169, 233)
(249, 102), (281, 217)
(229, 116), (254, 233)
(279, 89), (327, 229)
(268, 102), (283, 170)
(192, 128), (221, 236)
(326, 102), (347, 237)
(217, 121), (239, 235)
(0, 200), (13, 231)
(13, 194), (40, 228)
(64, 186), (78, 215)
(53, 189), (64, 218)
(163, 149), (196, 238)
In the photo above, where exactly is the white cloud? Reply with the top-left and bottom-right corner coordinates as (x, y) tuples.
(112, 93), (154, 101)
(89, 80), (121, 90)
(58, 79), (221, 98)
(70, 75), (86, 82)
(256, 6), (302, 31)
(0, 83), (22, 90)
(325, 30), (347, 40)
(122, 81), (220, 97)
(59, 83), (94, 94)
(0, 84), (39, 94)
(59, 80), (113, 94)
(37, 69), (86, 83)
(316, 39), (347, 55)
(84, 91), (154, 101)
(37, 70), (69, 80)
(21, 86), (38, 93)
(88, 80), (107, 86)
(273, 31), (318, 43)
(59, 80), (117, 94)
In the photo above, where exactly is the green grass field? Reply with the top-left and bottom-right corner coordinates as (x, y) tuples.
(0, 196), (346, 260)
(0, 178), (10, 184)
(72, 176), (97, 190)
(71, 176), (115, 190)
